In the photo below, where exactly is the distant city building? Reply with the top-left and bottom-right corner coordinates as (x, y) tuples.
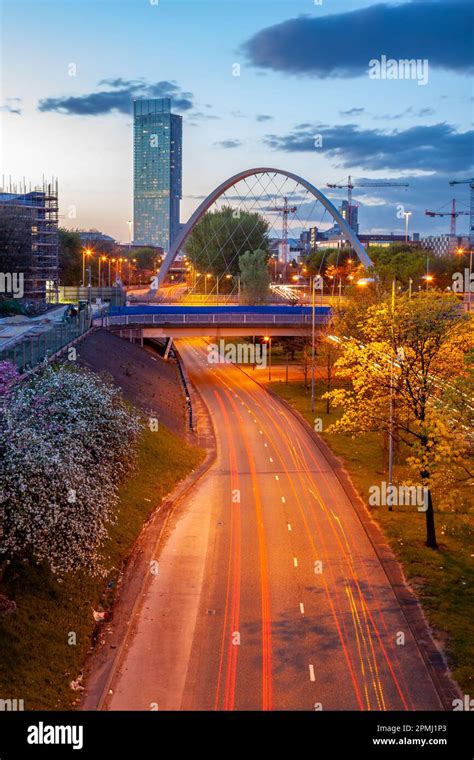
(338, 200), (359, 235)
(0, 182), (59, 302)
(421, 234), (469, 257)
(358, 233), (408, 248)
(133, 98), (182, 250)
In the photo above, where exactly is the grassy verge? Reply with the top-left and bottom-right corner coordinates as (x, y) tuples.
(0, 425), (204, 710)
(271, 378), (474, 695)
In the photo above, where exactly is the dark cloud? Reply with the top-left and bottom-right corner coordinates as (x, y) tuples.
(38, 78), (193, 115)
(213, 139), (242, 149)
(263, 122), (474, 173)
(242, 1), (473, 77)
(256, 114), (273, 122)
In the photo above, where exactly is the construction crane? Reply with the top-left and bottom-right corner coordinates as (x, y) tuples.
(274, 196), (297, 265)
(425, 199), (469, 237)
(449, 178), (474, 244)
(327, 176), (409, 229)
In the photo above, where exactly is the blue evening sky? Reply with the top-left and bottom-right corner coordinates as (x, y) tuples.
(0, 0), (472, 241)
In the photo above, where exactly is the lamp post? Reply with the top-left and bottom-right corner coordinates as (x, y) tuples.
(388, 279), (396, 511)
(404, 211), (412, 243)
(311, 275), (316, 413)
(98, 256), (107, 288)
(82, 248), (92, 286)
(457, 247), (473, 312)
(127, 220), (132, 252)
(263, 336), (272, 381)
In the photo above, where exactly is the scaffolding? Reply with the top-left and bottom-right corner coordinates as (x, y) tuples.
(0, 177), (59, 303)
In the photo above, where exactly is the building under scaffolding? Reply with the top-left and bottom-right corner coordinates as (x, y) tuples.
(0, 178), (59, 303)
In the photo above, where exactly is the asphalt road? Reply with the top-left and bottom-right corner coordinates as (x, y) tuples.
(106, 337), (444, 711)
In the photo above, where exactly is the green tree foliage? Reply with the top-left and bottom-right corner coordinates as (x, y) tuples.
(186, 206), (270, 276)
(239, 249), (271, 305)
(58, 229), (82, 285)
(133, 247), (160, 272)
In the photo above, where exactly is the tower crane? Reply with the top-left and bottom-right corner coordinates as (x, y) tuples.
(274, 196), (297, 265)
(449, 178), (474, 244)
(327, 176), (409, 229)
(425, 199), (469, 237)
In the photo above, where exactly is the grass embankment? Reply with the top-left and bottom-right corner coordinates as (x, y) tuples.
(271, 378), (474, 695)
(0, 426), (204, 710)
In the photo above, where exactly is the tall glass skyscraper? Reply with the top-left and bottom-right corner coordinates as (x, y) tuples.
(133, 98), (182, 249)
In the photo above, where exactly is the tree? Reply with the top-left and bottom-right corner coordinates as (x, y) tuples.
(0, 364), (142, 576)
(58, 229), (82, 285)
(239, 249), (271, 305)
(133, 247), (159, 272)
(186, 206), (270, 277)
(324, 291), (473, 549)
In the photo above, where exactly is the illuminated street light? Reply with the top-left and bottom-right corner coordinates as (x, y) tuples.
(263, 336), (272, 381)
(98, 255), (107, 287)
(82, 248), (93, 286)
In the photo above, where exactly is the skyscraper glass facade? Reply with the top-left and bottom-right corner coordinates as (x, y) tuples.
(133, 98), (182, 249)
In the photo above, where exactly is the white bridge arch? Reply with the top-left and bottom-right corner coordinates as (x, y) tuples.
(153, 167), (373, 291)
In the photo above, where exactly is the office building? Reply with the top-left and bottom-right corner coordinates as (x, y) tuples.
(133, 98), (182, 250)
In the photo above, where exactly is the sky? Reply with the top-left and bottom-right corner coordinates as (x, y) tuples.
(0, 0), (473, 243)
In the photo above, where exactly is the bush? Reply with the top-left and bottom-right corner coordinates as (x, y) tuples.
(0, 364), (142, 575)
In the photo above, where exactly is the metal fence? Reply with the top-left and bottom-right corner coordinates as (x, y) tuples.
(0, 309), (91, 373)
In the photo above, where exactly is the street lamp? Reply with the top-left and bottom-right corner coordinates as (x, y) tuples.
(457, 246), (473, 311)
(127, 220), (132, 252)
(310, 275), (318, 412)
(263, 336), (272, 381)
(387, 279), (396, 511)
(404, 211), (412, 243)
(98, 256), (107, 288)
(82, 248), (92, 286)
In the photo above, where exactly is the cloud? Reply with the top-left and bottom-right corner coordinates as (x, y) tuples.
(1, 97), (22, 115)
(242, 1), (474, 78)
(375, 106), (436, 120)
(213, 139), (243, 149)
(339, 108), (365, 116)
(256, 114), (273, 122)
(263, 122), (474, 173)
(38, 78), (194, 115)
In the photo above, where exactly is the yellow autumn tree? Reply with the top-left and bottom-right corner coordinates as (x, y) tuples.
(325, 290), (473, 549)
